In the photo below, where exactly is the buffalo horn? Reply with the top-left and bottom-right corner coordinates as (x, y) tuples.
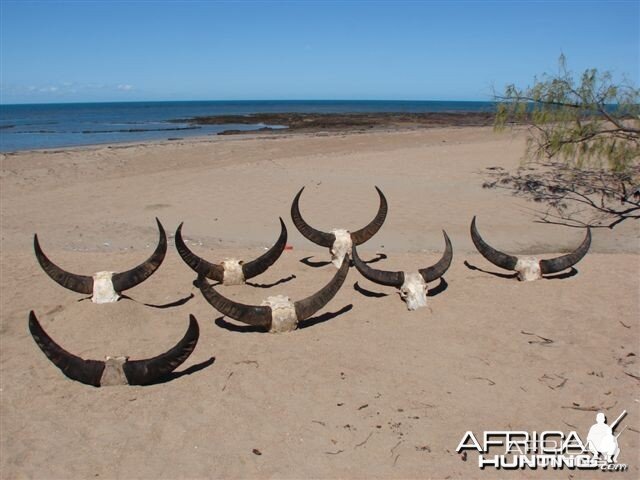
(349, 187), (389, 245)
(175, 223), (225, 282)
(33, 235), (94, 294)
(293, 253), (350, 321)
(470, 216), (518, 271)
(29, 312), (200, 387)
(419, 230), (453, 283)
(122, 315), (200, 385)
(351, 244), (404, 287)
(111, 218), (167, 292)
(199, 277), (273, 329)
(29, 311), (105, 387)
(242, 218), (288, 279)
(539, 228), (591, 275)
(290, 187), (336, 247)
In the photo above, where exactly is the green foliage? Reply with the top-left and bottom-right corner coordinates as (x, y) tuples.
(495, 55), (640, 172)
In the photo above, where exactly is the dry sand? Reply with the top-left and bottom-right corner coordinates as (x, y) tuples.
(1, 127), (638, 479)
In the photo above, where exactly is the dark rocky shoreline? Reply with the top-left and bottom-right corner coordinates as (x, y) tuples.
(171, 111), (496, 135)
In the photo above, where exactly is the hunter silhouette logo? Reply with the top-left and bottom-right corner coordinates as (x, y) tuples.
(586, 411), (626, 464)
(456, 410), (628, 471)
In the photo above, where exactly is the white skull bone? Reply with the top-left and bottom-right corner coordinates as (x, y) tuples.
(221, 259), (245, 285)
(330, 229), (353, 268)
(399, 272), (428, 311)
(514, 257), (542, 282)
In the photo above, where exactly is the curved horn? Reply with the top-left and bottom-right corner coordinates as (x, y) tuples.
(294, 253), (350, 321)
(33, 235), (94, 294)
(174, 222), (224, 281)
(111, 218), (167, 292)
(350, 186), (388, 245)
(470, 216), (518, 271)
(122, 315), (200, 385)
(351, 244), (404, 287)
(290, 187), (336, 248)
(199, 277), (273, 329)
(241, 217), (288, 279)
(539, 228), (591, 275)
(419, 230), (453, 283)
(29, 311), (105, 387)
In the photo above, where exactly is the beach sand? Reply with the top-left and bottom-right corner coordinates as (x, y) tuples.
(1, 126), (638, 479)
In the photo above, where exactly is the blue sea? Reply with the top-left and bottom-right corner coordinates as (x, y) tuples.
(0, 100), (495, 152)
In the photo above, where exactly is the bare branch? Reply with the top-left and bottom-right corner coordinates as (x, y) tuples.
(482, 161), (640, 228)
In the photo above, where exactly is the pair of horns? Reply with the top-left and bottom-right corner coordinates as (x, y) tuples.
(29, 311), (199, 387)
(291, 186), (388, 247)
(199, 254), (350, 329)
(34, 218), (167, 294)
(470, 217), (591, 274)
(351, 231), (453, 287)
(175, 218), (287, 281)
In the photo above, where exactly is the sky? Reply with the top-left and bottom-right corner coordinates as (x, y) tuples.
(0, 0), (638, 104)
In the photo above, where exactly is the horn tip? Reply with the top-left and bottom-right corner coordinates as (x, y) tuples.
(279, 217), (288, 234)
(28, 310), (41, 334)
(188, 315), (200, 332)
(442, 229), (452, 246)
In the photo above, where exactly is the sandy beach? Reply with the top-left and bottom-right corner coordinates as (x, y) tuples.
(1, 125), (638, 479)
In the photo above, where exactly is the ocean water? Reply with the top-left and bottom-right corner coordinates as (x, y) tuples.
(0, 100), (495, 152)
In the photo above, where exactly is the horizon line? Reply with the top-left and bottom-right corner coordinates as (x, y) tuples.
(0, 98), (496, 107)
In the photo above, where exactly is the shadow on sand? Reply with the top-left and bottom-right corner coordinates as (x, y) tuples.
(213, 304), (353, 333)
(300, 253), (387, 268)
(148, 357), (216, 385)
(246, 274), (296, 289)
(464, 260), (578, 280)
(464, 260), (519, 279)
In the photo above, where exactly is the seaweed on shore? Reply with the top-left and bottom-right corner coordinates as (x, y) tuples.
(170, 111), (496, 135)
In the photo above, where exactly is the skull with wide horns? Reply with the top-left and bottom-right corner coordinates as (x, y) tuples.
(351, 231), (453, 310)
(175, 218), (288, 285)
(199, 254), (350, 333)
(470, 216), (591, 281)
(34, 218), (167, 303)
(291, 186), (388, 268)
(29, 311), (200, 387)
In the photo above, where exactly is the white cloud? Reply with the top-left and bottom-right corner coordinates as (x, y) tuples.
(2, 82), (135, 97)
